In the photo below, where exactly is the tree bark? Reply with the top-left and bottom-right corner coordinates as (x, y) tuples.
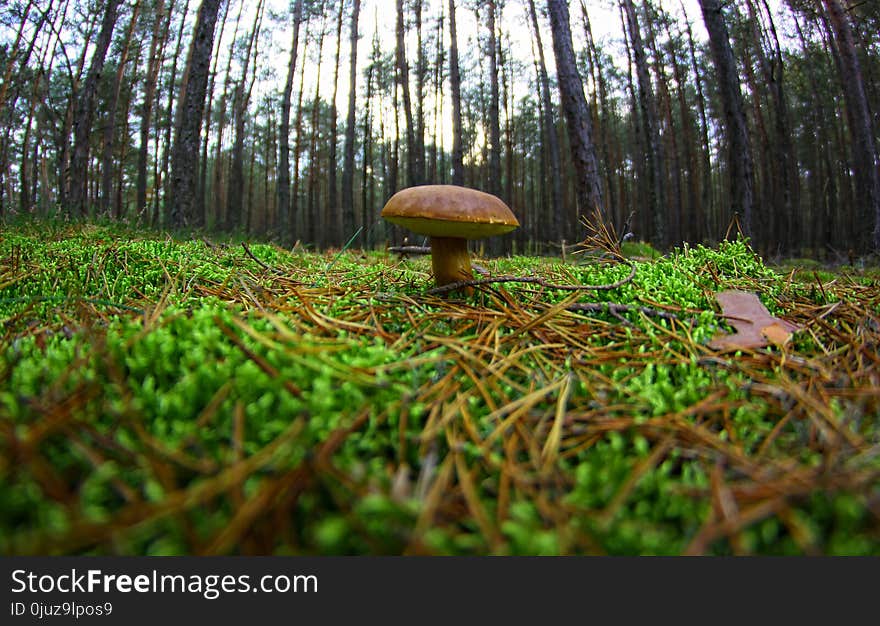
(341, 0), (362, 238)
(448, 0), (464, 187)
(487, 0), (502, 199)
(698, 0), (755, 238)
(197, 0), (231, 227)
(546, 0), (604, 225)
(99, 2), (142, 219)
(169, 0), (223, 229)
(622, 0), (666, 246)
(277, 0), (303, 241)
(327, 0), (345, 246)
(69, 0), (123, 218)
(226, 0), (265, 231)
(137, 0), (175, 221)
(530, 0), (564, 242)
(821, 0), (880, 250)
(395, 0), (417, 187)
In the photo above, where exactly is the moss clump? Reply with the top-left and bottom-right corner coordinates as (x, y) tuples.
(0, 223), (877, 555)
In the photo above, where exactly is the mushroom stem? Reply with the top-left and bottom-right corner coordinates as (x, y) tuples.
(430, 236), (473, 287)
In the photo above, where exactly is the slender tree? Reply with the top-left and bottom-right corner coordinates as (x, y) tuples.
(529, 0), (564, 242)
(546, 0), (604, 225)
(622, 0), (666, 245)
(698, 0), (755, 238)
(227, 0), (265, 231)
(68, 0), (123, 218)
(169, 0), (224, 228)
(277, 0), (304, 241)
(99, 2), (142, 218)
(487, 0), (502, 200)
(821, 0), (880, 250)
(327, 0), (346, 246)
(341, 0), (362, 238)
(448, 0), (464, 186)
(395, 0), (417, 187)
(137, 0), (175, 220)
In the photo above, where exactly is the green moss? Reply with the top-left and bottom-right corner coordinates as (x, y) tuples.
(0, 223), (876, 555)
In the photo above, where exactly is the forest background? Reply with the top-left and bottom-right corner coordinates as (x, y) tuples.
(0, 0), (878, 258)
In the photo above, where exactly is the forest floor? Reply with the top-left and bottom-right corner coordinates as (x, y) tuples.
(0, 220), (878, 555)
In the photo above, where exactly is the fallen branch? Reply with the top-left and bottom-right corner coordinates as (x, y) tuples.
(389, 245), (432, 256)
(426, 262), (636, 296)
(241, 242), (284, 275)
(564, 302), (681, 325)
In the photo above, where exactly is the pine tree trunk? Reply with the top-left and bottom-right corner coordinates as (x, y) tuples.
(277, 0), (303, 242)
(698, 0), (755, 238)
(69, 0), (122, 218)
(100, 3), (142, 219)
(530, 0), (564, 242)
(414, 0), (426, 185)
(622, 0), (666, 246)
(306, 12), (326, 246)
(448, 0), (464, 187)
(486, 0), (502, 201)
(395, 0), (417, 187)
(226, 0), (265, 231)
(341, 0), (362, 238)
(169, 0), (223, 228)
(327, 0), (345, 247)
(821, 0), (880, 251)
(547, 0), (603, 224)
(197, 0), (231, 228)
(137, 0), (174, 221)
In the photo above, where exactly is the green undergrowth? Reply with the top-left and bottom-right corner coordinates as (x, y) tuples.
(0, 221), (878, 555)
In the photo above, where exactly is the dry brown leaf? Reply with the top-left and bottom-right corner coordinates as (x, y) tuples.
(709, 290), (800, 350)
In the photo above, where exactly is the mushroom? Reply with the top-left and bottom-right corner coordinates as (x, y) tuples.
(381, 185), (519, 288)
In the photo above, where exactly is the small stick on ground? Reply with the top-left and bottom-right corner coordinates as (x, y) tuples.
(241, 242), (284, 275)
(427, 262), (636, 296)
(389, 245), (432, 256)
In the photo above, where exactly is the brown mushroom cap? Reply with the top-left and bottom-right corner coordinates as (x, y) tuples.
(381, 185), (519, 239)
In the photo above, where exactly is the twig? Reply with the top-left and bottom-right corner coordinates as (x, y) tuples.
(619, 211), (636, 248)
(427, 262), (636, 296)
(241, 241), (283, 274)
(565, 301), (681, 322)
(389, 245), (432, 256)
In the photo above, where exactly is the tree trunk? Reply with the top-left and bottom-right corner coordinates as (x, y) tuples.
(758, 0), (799, 254)
(361, 59), (375, 248)
(169, 0), (223, 228)
(99, 2), (142, 219)
(156, 1), (191, 226)
(821, 0), (880, 251)
(197, 0), (232, 227)
(621, 0), (666, 246)
(680, 0), (712, 241)
(546, 0), (604, 224)
(137, 0), (175, 221)
(341, 0), (362, 238)
(306, 9), (327, 246)
(487, 0), (502, 201)
(327, 0), (345, 247)
(662, 7), (698, 244)
(277, 0), (303, 242)
(414, 0), (426, 185)
(530, 0), (564, 242)
(69, 0), (123, 218)
(698, 0), (755, 238)
(226, 0), (265, 231)
(448, 0), (464, 187)
(395, 0), (417, 187)
(291, 27), (310, 242)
